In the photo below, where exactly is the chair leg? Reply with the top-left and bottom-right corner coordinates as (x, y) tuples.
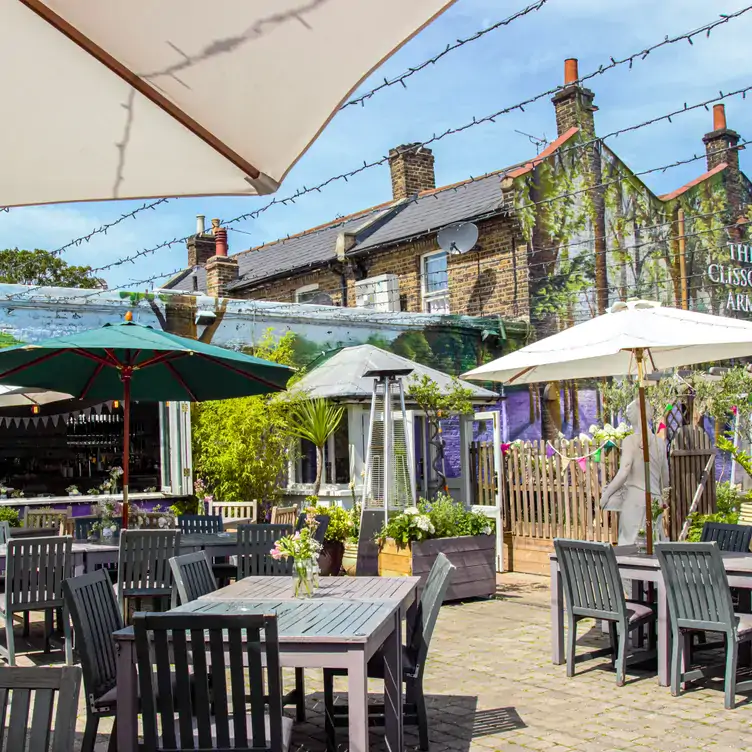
(566, 617), (577, 678)
(323, 670), (337, 752)
(108, 718), (117, 752)
(81, 715), (99, 752)
(615, 624), (628, 687)
(44, 609), (52, 654)
(413, 680), (429, 751)
(22, 612), (29, 638)
(62, 606), (73, 666)
(56, 607), (63, 634)
(670, 628), (682, 698)
(608, 623), (618, 668)
(4, 613), (14, 666)
(725, 635), (739, 710)
(294, 667), (306, 722)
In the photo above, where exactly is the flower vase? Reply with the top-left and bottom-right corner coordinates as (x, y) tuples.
(635, 533), (647, 555)
(292, 558), (319, 598)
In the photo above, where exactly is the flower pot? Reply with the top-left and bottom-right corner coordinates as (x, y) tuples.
(341, 541), (359, 576)
(318, 541), (344, 576)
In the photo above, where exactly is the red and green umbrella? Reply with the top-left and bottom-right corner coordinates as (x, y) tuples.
(0, 315), (293, 526)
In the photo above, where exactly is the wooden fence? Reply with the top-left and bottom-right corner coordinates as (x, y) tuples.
(469, 441), (497, 507)
(505, 439), (620, 543)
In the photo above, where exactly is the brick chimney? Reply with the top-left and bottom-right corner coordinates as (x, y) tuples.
(551, 58), (598, 137)
(186, 214), (216, 267)
(388, 144), (435, 200)
(205, 219), (239, 297)
(703, 104), (744, 220)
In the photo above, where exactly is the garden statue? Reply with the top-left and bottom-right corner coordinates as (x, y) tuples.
(599, 400), (669, 545)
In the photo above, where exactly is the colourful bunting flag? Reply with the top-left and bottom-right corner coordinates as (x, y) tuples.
(577, 457), (587, 472)
(657, 422), (666, 432)
(593, 449), (602, 463)
(732, 405), (738, 415)
(665, 403), (673, 412)
(546, 444), (555, 458)
(500, 442), (512, 455)
(605, 440), (616, 449)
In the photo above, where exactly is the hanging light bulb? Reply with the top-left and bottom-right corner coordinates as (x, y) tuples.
(113, 400), (120, 409)
(31, 405), (40, 415)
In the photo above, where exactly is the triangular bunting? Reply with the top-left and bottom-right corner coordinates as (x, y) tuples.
(577, 457), (588, 472)
(51, 415), (59, 427)
(561, 457), (571, 471)
(12, 417), (20, 429)
(40, 416), (49, 428)
(31, 417), (39, 428)
(22, 418), (30, 429)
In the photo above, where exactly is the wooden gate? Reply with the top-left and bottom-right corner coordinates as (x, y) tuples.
(469, 441), (497, 507)
(669, 425), (716, 540)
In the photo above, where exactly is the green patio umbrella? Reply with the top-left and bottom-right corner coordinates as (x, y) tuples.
(0, 314), (293, 526)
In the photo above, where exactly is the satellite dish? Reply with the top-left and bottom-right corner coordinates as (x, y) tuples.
(437, 222), (479, 255)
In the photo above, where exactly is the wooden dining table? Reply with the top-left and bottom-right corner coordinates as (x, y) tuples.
(550, 546), (752, 686)
(114, 574), (420, 752)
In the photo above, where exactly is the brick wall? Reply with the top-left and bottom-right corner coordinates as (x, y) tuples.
(234, 215), (530, 321)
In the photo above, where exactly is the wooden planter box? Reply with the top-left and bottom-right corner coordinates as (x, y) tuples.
(378, 535), (496, 601)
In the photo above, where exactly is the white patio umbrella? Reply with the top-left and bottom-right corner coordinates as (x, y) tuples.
(0, 384), (73, 407)
(462, 300), (752, 553)
(2, 0), (456, 206)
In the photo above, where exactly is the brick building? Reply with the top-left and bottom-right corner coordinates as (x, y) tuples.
(165, 59), (752, 331)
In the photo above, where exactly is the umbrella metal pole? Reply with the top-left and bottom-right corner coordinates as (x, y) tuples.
(636, 350), (654, 555)
(121, 371), (131, 529)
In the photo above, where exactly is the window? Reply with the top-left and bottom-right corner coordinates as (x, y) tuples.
(295, 284), (320, 304)
(421, 251), (449, 313)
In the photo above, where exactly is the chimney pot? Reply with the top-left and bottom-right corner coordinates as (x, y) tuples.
(214, 227), (228, 257)
(564, 58), (579, 85)
(196, 215), (205, 235)
(713, 104), (727, 132)
(211, 218), (221, 234)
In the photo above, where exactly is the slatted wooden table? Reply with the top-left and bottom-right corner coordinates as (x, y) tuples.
(550, 547), (752, 687)
(114, 575), (419, 752)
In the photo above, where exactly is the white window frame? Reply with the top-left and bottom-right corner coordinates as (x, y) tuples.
(295, 283), (320, 303)
(421, 250), (450, 313)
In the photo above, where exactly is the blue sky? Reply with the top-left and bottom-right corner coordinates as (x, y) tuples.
(3, 0), (752, 290)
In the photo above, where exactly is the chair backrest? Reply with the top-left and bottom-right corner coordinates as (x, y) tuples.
(270, 505), (298, 526)
(0, 521), (9, 547)
(700, 521), (752, 552)
(24, 507), (68, 534)
(0, 666), (81, 752)
(237, 524), (293, 578)
(6, 535), (72, 611)
(62, 569), (123, 711)
(133, 612), (284, 752)
(177, 514), (224, 534)
(553, 538), (628, 622)
(118, 529), (180, 598)
(169, 551), (217, 605)
(655, 541), (736, 632)
(295, 513), (330, 544)
(407, 552), (454, 679)
(73, 516), (122, 541)
(207, 500), (258, 524)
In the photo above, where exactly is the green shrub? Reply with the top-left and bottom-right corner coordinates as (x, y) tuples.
(686, 481), (744, 542)
(0, 507), (20, 527)
(309, 505), (352, 543)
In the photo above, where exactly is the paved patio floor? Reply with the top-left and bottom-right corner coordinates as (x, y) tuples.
(11, 572), (752, 751)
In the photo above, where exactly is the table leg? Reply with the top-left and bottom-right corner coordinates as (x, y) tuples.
(73, 551), (85, 577)
(347, 648), (369, 752)
(384, 612), (404, 752)
(656, 576), (669, 687)
(116, 639), (138, 751)
(551, 559), (564, 665)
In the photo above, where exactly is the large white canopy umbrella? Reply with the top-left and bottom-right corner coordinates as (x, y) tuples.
(462, 301), (752, 552)
(0, 384), (73, 407)
(2, 0), (456, 206)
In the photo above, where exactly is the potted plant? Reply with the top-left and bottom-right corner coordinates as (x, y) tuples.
(306, 502), (353, 576)
(0, 485), (10, 499)
(376, 494), (496, 601)
(65, 484), (80, 496)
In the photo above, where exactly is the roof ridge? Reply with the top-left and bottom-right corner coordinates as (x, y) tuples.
(658, 162), (728, 201)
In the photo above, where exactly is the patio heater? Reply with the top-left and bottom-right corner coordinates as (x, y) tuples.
(356, 368), (416, 575)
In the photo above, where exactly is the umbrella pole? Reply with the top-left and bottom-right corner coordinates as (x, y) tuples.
(636, 349), (654, 555)
(121, 373), (132, 529)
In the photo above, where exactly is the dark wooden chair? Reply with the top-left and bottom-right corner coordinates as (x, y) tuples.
(177, 514), (224, 534)
(237, 524), (293, 578)
(117, 529), (180, 621)
(656, 541), (752, 708)
(0, 521), (9, 547)
(0, 535), (73, 665)
(62, 569), (123, 752)
(169, 551), (217, 605)
(133, 611), (292, 751)
(554, 538), (656, 687)
(701, 522), (752, 552)
(295, 513), (330, 544)
(323, 551), (455, 752)
(0, 665), (81, 752)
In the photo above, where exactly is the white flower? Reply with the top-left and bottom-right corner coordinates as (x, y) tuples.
(483, 526), (492, 535)
(403, 507), (420, 516)
(415, 515), (434, 533)
(110, 525), (117, 532)
(158, 517), (167, 528)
